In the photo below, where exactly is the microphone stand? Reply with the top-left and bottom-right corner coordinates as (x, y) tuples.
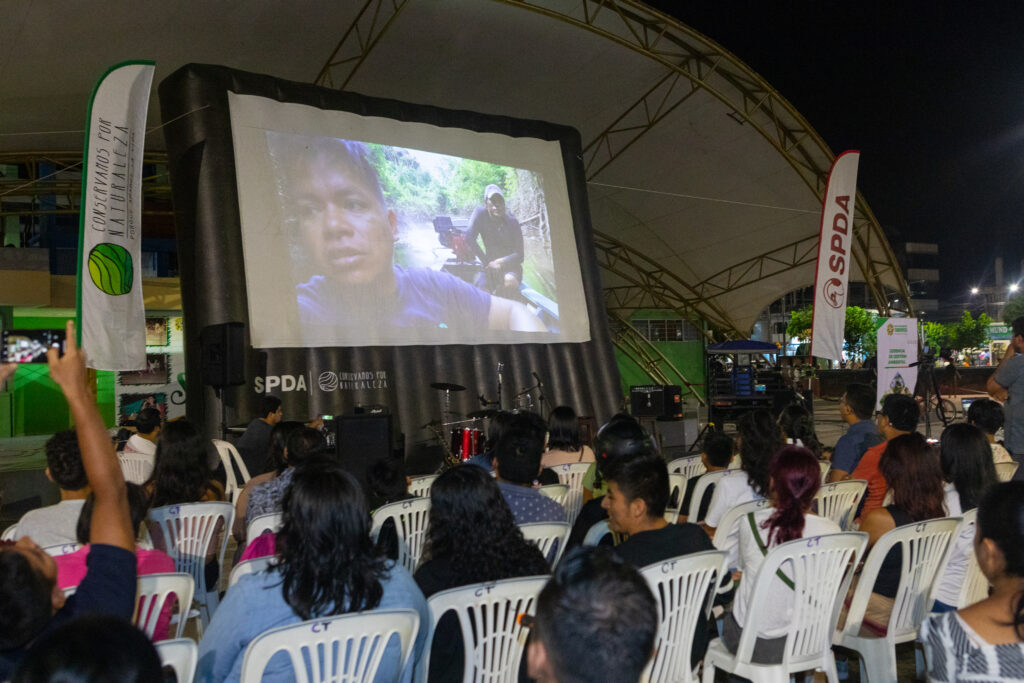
(532, 371), (547, 417)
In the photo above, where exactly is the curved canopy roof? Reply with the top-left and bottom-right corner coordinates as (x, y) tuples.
(0, 0), (910, 333)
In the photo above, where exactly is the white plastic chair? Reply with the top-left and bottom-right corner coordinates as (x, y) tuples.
(819, 460), (831, 484)
(667, 454), (706, 481)
(408, 474), (439, 498)
(245, 511), (283, 542)
(1, 524), (16, 541)
(229, 555), (277, 588)
(641, 550), (728, 683)
(212, 439), (251, 503)
(552, 462), (591, 526)
(581, 519), (627, 546)
(134, 572), (194, 640)
(686, 469), (742, 523)
(953, 510), (989, 607)
(42, 542), (82, 556)
(156, 638), (198, 683)
(370, 497), (431, 573)
(148, 501), (234, 628)
(240, 609), (420, 683)
(834, 517), (959, 683)
(536, 483), (569, 508)
(703, 532), (868, 683)
(813, 479), (867, 531)
(118, 451), (154, 485)
(665, 473), (687, 524)
(424, 576), (548, 683)
(995, 461), (1019, 482)
(711, 498), (770, 569)
(519, 521), (570, 567)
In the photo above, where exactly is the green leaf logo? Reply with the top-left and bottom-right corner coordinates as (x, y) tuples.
(88, 243), (134, 296)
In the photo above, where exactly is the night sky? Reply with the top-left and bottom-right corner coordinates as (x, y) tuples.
(648, 1), (1024, 314)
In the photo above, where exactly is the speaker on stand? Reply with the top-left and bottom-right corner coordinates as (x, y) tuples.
(200, 322), (246, 440)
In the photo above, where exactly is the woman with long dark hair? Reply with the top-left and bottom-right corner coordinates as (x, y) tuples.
(704, 409), (782, 537)
(145, 419), (224, 508)
(777, 403), (822, 458)
(415, 464), (549, 682)
(723, 445), (838, 662)
(541, 405), (595, 468)
(855, 433), (947, 633)
(931, 423), (999, 611)
(920, 481), (1024, 680)
(197, 461), (429, 682)
(232, 420), (304, 543)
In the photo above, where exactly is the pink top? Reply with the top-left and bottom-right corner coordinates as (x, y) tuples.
(240, 531), (277, 562)
(56, 546), (177, 639)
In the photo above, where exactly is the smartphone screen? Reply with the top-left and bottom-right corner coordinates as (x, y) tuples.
(1, 329), (67, 364)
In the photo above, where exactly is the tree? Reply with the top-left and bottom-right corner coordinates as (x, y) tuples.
(1004, 294), (1024, 325)
(950, 310), (991, 350)
(785, 305), (813, 340)
(785, 305), (878, 357)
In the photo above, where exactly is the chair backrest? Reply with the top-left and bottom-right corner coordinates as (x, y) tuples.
(370, 497), (432, 573)
(711, 498), (770, 556)
(813, 479), (867, 531)
(118, 452), (154, 485)
(665, 473), (687, 524)
(212, 439), (251, 503)
(940, 509), (989, 609)
(156, 638), (198, 683)
(686, 469), (742, 523)
(1, 524), (16, 541)
(229, 556), (277, 588)
(409, 474), (439, 498)
(425, 576), (548, 683)
(640, 550), (728, 683)
(246, 512), (283, 542)
(42, 542), (83, 557)
(734, 532), (868, 669)
(519, 521), (571, 567)
(840, 517), (959, 645)
(995, 461), (1019, 482)
(147, 501), (235, 597)
(581, 519), (627, 546)
(536, 483), (569, 508)
(552, 462), (592, 525)
(818, 460), (831, 484)
(667, 455), (705, 481)
(240, 609), (420, 683)
(135, 572), (194, 640)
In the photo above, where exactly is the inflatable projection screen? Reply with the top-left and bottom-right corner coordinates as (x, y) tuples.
(158, 64), (620, 452)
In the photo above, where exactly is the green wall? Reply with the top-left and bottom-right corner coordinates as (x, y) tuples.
(614, 310), (707, 404)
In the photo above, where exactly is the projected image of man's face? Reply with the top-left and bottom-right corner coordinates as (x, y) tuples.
(293, 158), (397, 287)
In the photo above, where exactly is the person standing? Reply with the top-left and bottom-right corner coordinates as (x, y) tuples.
(987, 317), (1024, 476)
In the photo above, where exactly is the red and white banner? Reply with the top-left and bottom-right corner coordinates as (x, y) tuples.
(810, 150), (860, 362)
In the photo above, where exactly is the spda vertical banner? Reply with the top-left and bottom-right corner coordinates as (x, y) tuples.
(76, 61), (155, 370)
(810, 150), (861, 362)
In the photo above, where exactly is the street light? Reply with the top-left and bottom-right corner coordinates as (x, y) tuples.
(1011, 283), (1020, 293)
(971, 287), (979, 295)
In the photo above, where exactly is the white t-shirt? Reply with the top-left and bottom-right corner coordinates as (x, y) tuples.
(732, 509), (841, 637)
(15, 499), (87, 547)
(704, 472), (762, 528)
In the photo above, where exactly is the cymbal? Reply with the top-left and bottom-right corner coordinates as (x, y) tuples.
(431, 382), (466, 392)
(467, 409), (498, 419)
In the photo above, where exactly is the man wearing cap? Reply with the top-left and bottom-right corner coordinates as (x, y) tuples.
(466, 184), (525, 299)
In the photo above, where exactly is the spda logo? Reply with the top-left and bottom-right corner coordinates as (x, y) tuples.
(254, 375), (307, 393)
(822, 277), (845, 308)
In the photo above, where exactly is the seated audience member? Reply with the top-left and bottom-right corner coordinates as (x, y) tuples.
(967, 398), (1014, 465)
(119, 408), (161, 484)
(679, 432), (733, 524)
(541, 406), (595, 468)
(722, 446), (839, 663)
(368, 456), (413, 561)
(580, 413), (636, 504)
(604, 454), (716, 669)
(234, 394), (283, 477)
(415, 465), (549, 682)
(197, 462), (430, 683)
(920, 481), (1024, 680)
(777, 403), (822, 457)
(527, 546), (658, 683)
(494, 413), (566, 524)
(464, 410), (513, 471)
(0, 325), (137, 678)
(703, 409), (781, 539)
(567, 415), (654, 547)
(146, 420), (225, 507)
(852, 433), (946, 634)
(850, 393), (919, 520)
(931, 423), (998, 612)
(827, 383), (883, 482)
(231, 420), (304, 544)
(244, 427), (328, 527)
(15, 431), (90, 547)
(12, 614), (163, 683)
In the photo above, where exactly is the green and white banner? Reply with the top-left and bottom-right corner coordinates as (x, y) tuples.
(76, 61), (155, 370)
(876, 317), (918, 411)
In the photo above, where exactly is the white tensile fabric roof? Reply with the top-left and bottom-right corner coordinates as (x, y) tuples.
(0, 0), (906, 333)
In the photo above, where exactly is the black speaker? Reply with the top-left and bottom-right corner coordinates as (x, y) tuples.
(200, 322), (245, 388)
(630, 385), (682, 419)
(333, 413), (394, 496)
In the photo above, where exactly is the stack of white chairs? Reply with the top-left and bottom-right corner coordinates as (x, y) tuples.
(370, 497), (431, 573)
(211, 439), (251, 503)
(552, 462), (591, 526)
(408, 474), (439, 498)
(702, 532), (868, 683)
(813, 479), (867, 531)
(240, 609), (421, 683)
(519, 521), (571, 567)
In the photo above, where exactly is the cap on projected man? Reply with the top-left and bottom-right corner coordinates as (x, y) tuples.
(269, 133), (545, 336)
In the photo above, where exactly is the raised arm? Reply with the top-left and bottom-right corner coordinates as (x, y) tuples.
(48, 321), (134, 551)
